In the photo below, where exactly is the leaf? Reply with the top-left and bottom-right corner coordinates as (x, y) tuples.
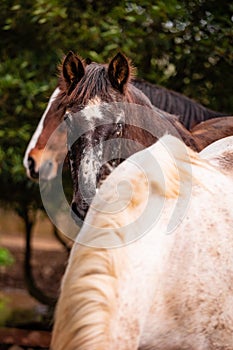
(0, 248), (14, 266)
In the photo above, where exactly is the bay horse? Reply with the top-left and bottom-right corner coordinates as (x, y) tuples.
(62, 51), (201, 220)
(23, 52), (228, 180)
(51, 135), (233, 350)
(191, 117), (233, 150)
(59, 51), (233, 221)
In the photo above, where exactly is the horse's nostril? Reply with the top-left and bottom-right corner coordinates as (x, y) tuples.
(28, 156), (39, 179)
(28, 156), (34, 170)
(71, 202), (79, 217)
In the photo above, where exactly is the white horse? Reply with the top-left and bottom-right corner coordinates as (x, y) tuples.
(51, 135), (233, 350)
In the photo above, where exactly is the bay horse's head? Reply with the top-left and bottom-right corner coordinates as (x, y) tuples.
(23, 86), (67, 180)
(23, 54), (90, 180)
(62, 51), (154, 221)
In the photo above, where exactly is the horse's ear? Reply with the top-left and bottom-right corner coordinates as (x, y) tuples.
(85, 57), (92, 65)
(62, 51), (85, 95)
(108, 53), (130, 93)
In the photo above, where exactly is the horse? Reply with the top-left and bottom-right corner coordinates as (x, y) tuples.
(133, 78), (226, 129)
(23, 52), (228, 180)
(24, 105), (233, 182)
(58, 51), (233, 222)
(191, 117), (233, 150)
(62, 51), (203, 220)
(51, 135), (233, 350)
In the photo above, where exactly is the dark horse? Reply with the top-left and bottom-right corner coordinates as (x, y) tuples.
(23, 53), (226, 180)
(133, 78), (225, 130)
(61, 51), (200, 221)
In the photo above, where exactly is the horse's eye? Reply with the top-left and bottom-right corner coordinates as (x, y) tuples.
(116, 122), (123, 136)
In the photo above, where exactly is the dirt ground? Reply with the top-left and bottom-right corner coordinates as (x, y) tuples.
(0, 244), (68, 298)
(0, 233), (70, 349)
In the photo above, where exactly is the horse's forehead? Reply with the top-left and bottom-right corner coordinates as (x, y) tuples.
(81, 97), (104, 122)
(76, 97), (123, 125)
(86, 96), (103, 107)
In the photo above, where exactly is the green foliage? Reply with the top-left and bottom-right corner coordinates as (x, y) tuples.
(0, 0), (232, 213)
(0, 247), (14, 266)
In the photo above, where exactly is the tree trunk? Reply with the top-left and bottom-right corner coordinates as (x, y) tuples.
(22, 207), (56, 306)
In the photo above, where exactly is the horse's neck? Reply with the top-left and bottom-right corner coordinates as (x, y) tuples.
(127, 83), (154, 108)
(123, 102), (199, 152)
(164, 113), (200, 151)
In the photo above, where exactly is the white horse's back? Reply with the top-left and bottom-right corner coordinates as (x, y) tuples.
(52, 135), (233, 350)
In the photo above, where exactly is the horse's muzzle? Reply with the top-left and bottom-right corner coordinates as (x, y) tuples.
(28, 156), (39, 180)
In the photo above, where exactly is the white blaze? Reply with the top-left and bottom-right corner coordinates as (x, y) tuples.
(82, 97), (104, 123)
(23, 87), (61, 168)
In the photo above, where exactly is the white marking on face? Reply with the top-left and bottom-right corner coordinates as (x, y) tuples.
(80, 142), (103, 186)
(82, 97), (104, 123)
(23, 87), (61, 168)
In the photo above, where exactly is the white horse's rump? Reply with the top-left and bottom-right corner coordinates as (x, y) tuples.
(51, 135), (233, 350)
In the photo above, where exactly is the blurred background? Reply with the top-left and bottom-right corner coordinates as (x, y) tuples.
(0, 0), (232, 348)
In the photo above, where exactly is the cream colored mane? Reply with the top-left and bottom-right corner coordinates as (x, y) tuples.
(52, 246), (119, 350)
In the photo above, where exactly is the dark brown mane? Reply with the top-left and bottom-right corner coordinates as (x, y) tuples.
(67, 62), (153, 110)
(69, 64), (111, 105)
(132, 78), (226, 129)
